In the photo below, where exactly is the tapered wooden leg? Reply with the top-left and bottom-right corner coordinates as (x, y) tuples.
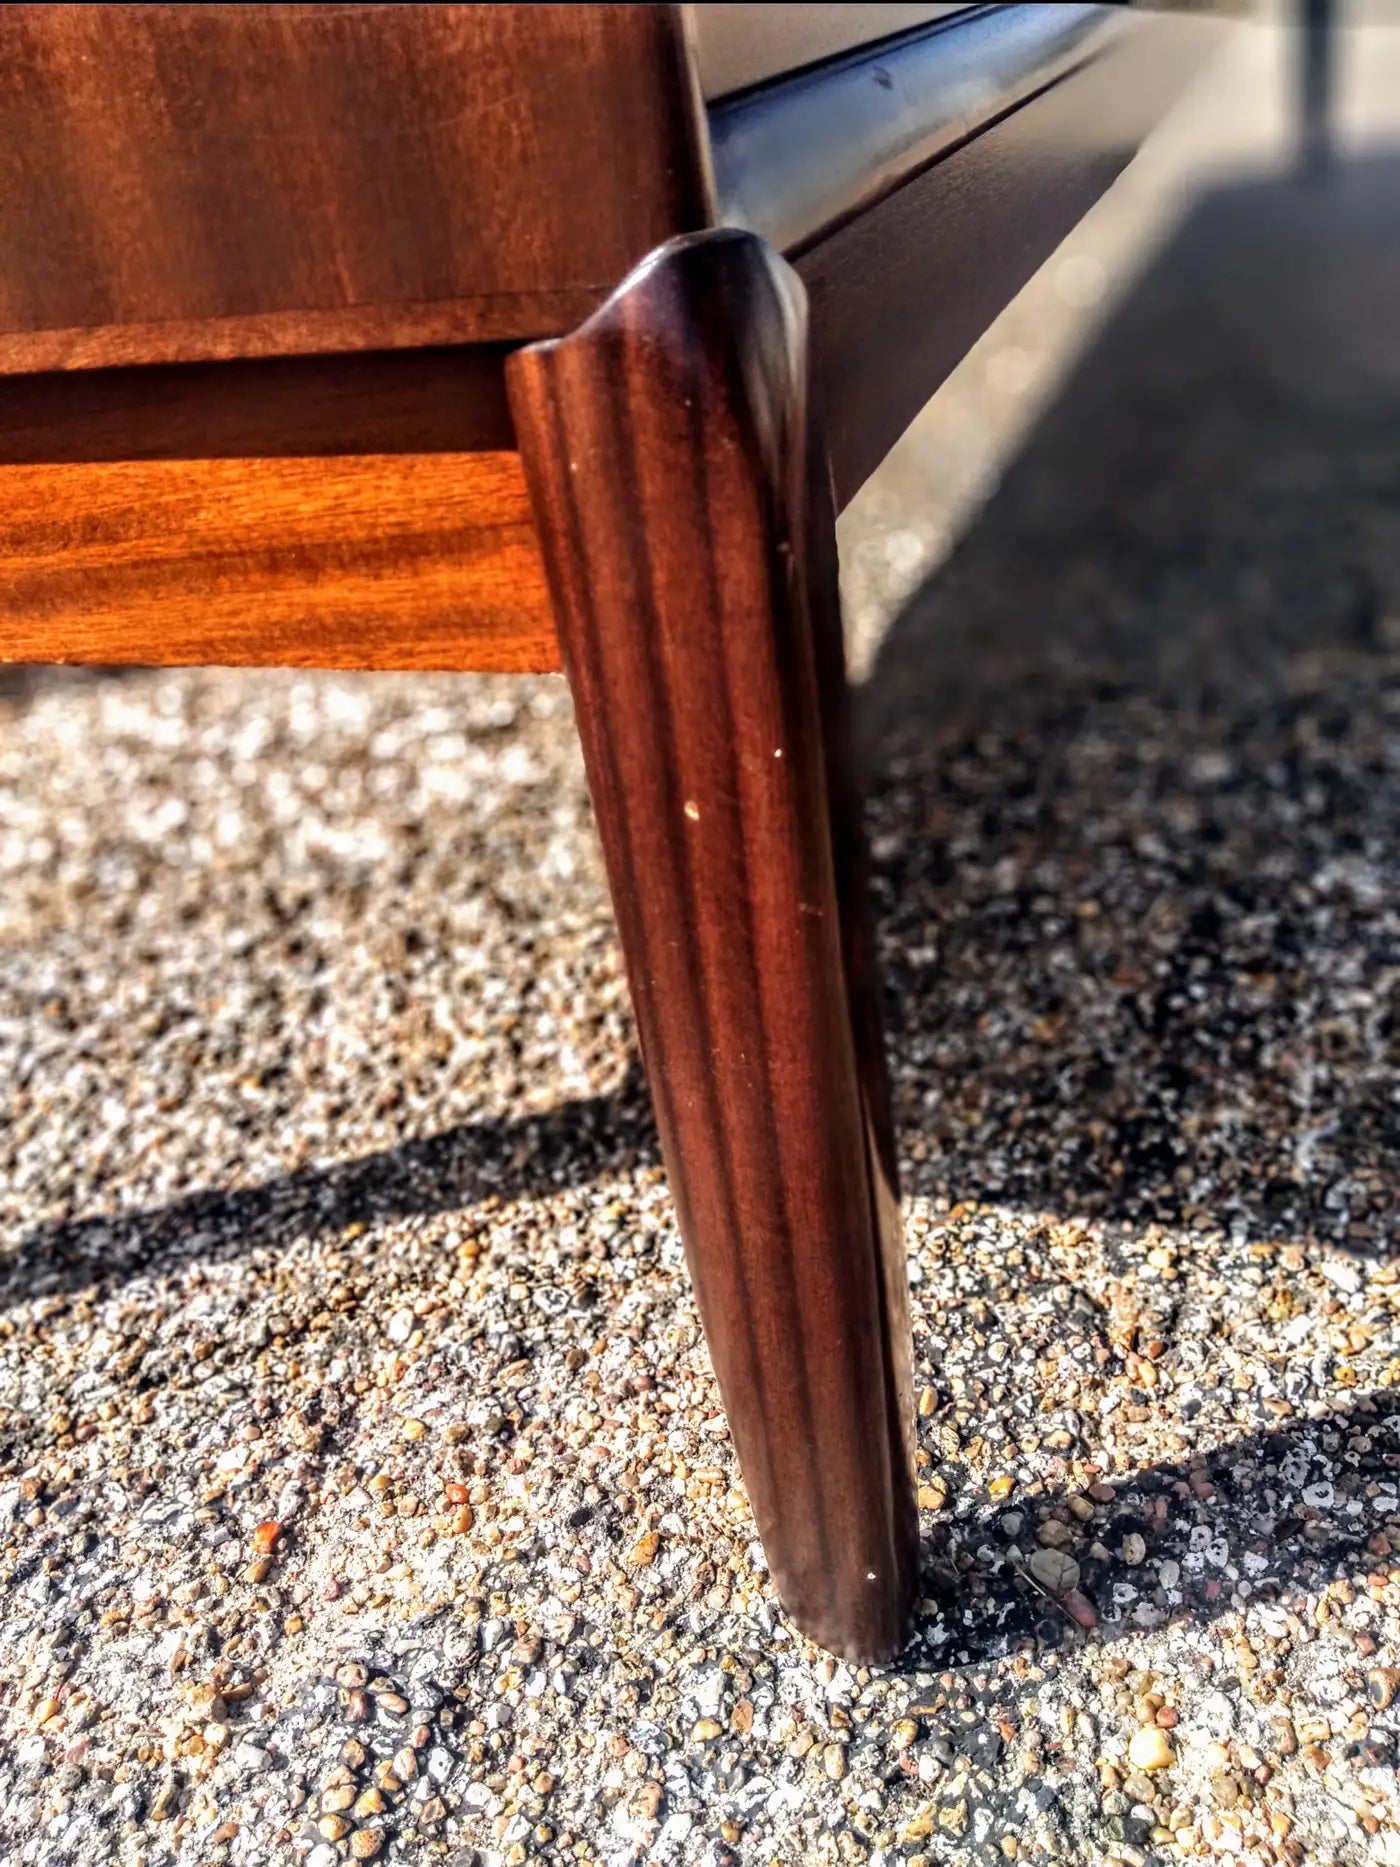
(508, 230), (917, 1661)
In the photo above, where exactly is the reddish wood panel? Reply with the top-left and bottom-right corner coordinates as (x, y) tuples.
(0, 453), (559, 673)
(0, 4), (712, 372)
(510, 230), (917, 1661)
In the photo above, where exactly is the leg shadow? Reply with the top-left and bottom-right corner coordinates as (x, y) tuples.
(861, 156), (1400, 1260)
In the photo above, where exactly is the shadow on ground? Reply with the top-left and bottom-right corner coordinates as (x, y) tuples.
(1, 1062), (656, 1303)
(862, 155), (1400, 1261)
(905, 1385), (1400, 1673)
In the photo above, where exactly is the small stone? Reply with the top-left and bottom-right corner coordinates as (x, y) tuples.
(307, 1849), (339, 1867)
(1122, 1533), (1146, 1566)
(401, 1418), (427, 1441)
(350, 1832), (384, 1861)
(318, 1814), (351, 1842)
(354, 1788), (387, 1819)
(1128, 1728), (1174, 1773)
(730, 1699), (753, 1735)
(392, 1746), (418, 1780)
(322, 1785), (355, 1814)
(917, 1484), (947, 1510)
(337, 1664), (369, 1689)
(918, 1386), (938, 1417)
(824, 1743), (847, 1780)
(187, 1682), (226, 1720)
(891, 1719), (920, 1751)
(1367, 1669), (1399, 1710)
(374, 1692), (409, 1717)
(1028, 1549), (1080, 1595)
(342, 1738), (367, 1769)
(1037, 1518), (1073, 1549)
(149, 1773), (179, 1822)
(988, 1475), (1015, 1500)
(251, 1520), (283, 1555)
(633, 1781), (663, 1821)
(937, 1800), (968, 1837)
(627, 1530), (660, 1567)
(692, 1719), (723, 1743)
(1067, 1495), (1096, 1521)
(1061, 1588), (1099, 1629)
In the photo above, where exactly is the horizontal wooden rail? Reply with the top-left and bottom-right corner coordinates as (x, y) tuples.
(691, 3), (970, 103)
(0, 453), (558, 673)
(776, 5), (1227, 503)
(0, 347), (516, 464)
(709, 2), (1131, 255)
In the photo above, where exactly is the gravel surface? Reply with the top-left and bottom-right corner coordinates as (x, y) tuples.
(2, 142), (1399, 1867)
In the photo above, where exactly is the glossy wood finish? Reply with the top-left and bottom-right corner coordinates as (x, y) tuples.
(711, 2), (1128, 255)
(0, 4), (712, 374)
(0, 452), (557, 674)
(509, 230), (917, 1661)
(691, 3), (970, 100)
(795, 7), (1225, 504)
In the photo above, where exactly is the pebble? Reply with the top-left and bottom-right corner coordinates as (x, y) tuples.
(1128, 1729), (1174, 1774)
(627, 1530), (661, 1567)
(1028, 1549), (1080, 1595)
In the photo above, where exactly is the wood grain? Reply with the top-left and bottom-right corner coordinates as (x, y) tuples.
(0, 4), (712, 372)
(509, 229), (917, 1661)
(0, 453), (559, 673)
(796, 10), (1225, 505)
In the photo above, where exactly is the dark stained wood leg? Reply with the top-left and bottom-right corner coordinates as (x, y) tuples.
(507, 229), (917, 1662)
